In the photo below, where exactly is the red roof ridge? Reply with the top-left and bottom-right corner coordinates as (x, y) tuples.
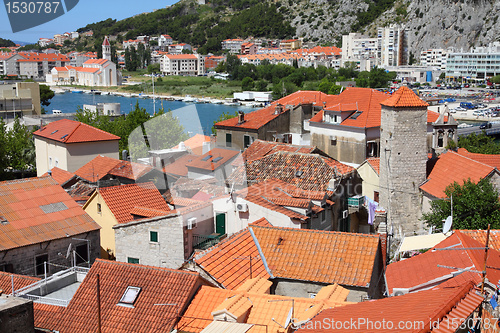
(381, 86), (429, 108)
(93, 258), (199, 276)
(250, 224), (380, 238)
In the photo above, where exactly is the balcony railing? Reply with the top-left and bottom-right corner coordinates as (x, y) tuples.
(193, 233), (225, 250)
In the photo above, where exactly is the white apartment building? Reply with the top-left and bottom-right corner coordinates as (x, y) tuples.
(420, 49), (448, 70)
(0, 53), (23, 76)
(446, 42), (500, 80)
(160, 54), (205, 76)
(341, 33), (378, 70)
(167, 43), (192, 55)
(377, 25), (408, 67)
(158, 35), (173, 47)
(221, 39), (244, 54)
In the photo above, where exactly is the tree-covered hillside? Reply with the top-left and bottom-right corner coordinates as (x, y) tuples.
(77, 0), (294, 54)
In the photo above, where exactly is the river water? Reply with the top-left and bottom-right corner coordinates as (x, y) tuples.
(48, 92), (259, 136)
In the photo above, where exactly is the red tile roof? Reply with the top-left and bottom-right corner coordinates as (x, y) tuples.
(0, 271), (40, 294)
(186, 148), (240, 171)
(239, 139), (321, 165)
(195, 226), (271, 289)
(162, 154), (197, 177)
(296, 283), (481, 333)
(366, 157), (380, 175)
(165, 54), (198, 59)
(0, 177), (100, 251)
(456, 147), (500, 169)
(228, 151), (355, 191)
(386, 231), (500, 295)
(34, 259), (203, 333)
(420, 150), (496, 198)
(102, 36), (110, 46)
(459, 229), (500, 251)
(253, 226), (380, 287)
(33, 119), (120, 144)
(75, 155), (153, 183)
(381, 86), (429, 108)
(173, 134), (210, 155)
(42, 167), (76, 185)
(95, 183), (170, 224)
(83, 59), (108, 65)
(179, 283), (350, 333)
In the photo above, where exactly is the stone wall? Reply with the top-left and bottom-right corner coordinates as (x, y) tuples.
(0, 295), (34, 333)
(379, 105), (428, 235)
(0, 231), (100, 277)
(114, 215), (186, 269)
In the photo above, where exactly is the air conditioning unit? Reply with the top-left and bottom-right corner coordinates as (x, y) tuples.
(187, 217), (197, 230)
(342, 210), (349, 219)
(392, 288), (410, 297)
(236, 203), (248, 212)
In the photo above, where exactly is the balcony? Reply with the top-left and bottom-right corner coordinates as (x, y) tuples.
(193, 233), (225, 250)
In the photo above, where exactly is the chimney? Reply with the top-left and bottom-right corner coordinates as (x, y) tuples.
(237, 110), (245, 124)
(275, 103), (283, 115)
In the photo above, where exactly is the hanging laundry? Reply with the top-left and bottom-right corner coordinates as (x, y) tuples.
(364, 196), (379, 225)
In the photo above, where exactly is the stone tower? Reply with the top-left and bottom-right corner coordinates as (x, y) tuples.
(102, 36), (111, 61)
(379, 86), (429, 236)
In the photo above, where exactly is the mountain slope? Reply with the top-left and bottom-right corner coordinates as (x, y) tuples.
(78, 0), (500, 56)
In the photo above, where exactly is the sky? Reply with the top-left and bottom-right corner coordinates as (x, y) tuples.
(0, 0), (179, 44)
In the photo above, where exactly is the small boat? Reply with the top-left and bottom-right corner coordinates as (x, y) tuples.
(72, 90), (83, 94)
(224, 101), (241, 106)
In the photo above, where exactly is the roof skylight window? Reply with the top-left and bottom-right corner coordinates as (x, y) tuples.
(212, 157), (223, 163)
(202, 155), (213, 161)
(119, 286), (141, 306)
(61, 134), (69, 140)
(350, 111), (363, 120)
(51, 130), (59, 134)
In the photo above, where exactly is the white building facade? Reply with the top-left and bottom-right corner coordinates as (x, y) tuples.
(160, 54), (204, 76)
(446, 42), (500, 80)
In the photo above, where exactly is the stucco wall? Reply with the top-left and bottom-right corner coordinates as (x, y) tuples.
(83, 192), (118, 258)
(357, 163), (379, 201)
(272, 279), (368, 302)
(65, 140), (119, 173)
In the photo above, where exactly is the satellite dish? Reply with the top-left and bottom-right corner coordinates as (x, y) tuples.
(443, 216), (453, 234)
(66, 243), (73, 259)
(285, 306), (293, 327)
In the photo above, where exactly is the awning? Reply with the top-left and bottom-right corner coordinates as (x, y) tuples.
(398, 233), (448, 252)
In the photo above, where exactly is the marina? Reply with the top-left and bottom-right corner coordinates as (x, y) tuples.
(47, 90), (261, 136)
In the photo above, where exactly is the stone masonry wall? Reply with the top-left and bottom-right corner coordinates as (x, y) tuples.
(114, 215), (185, 269)
(379, 106), (428, 236)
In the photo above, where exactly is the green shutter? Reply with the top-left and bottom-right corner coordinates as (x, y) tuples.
(150, 231), (158, 243)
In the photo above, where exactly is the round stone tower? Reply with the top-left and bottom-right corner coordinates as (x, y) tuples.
(379, 86), (429, 236)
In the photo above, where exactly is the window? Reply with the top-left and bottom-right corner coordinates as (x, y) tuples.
(330, 136), (337, 145)
(374, 191), (379, 203)
(150, 231), (158, 243)
(119, 286), (141, 305)
(127, 257), (139, 264)
(49, 157), (52, 168)
(35, 254), (48, 275)
(226, 133), (232, 147)
(320, 210), (326, 222)
(75, 243), (89, 266)
(97, 203), (102, 214)
(244, 135), (252, 148)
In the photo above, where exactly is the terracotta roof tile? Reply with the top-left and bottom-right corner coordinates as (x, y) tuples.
(162, 154), (197, 177)
(459, 229), (500, 251)
(195, 226), (270, 289)
(366, 157), (380, 175)
(34, 119), (119, 144)
(34, 259), (203, 333)
(238, 140), (321, 166)
(386, 231), (500, 295)
(42, 167), (76, 185)
(420, 150), (496, 198)
(456, 148), (500, 169)
(228, 151), (354, 191)
(381, 86), (429, 108)
(296, 283), (480, 333)
(0, 271), (40, 294)
(186, 148), (240, 171)
(74, 156), (154, 183)
(248, 217), (273, 227)
(97, 183), (170, 224)
(173, 134), (211, 155)
(179, 283), (350, 333)
(252, 226), (380, 287)
(108, 160), (154, 180)
(0, 177), (100, 251)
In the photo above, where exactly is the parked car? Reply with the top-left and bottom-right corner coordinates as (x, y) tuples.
(480, 122), (492, 129)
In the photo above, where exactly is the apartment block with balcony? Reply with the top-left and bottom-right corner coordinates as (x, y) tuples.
(446, 42), (500, 80)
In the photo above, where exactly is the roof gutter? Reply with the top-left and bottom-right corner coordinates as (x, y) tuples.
(249, 227), (274, 279)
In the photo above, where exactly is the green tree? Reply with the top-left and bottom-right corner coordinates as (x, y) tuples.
(457, 132), (500, 154)
(0, 118), (9, 179)
(242, 77), (255, 90)
(255, 79), (268, 91)
(39, 84), (55, 107)
(423, 178), (500, 230)
(212, 111), (238, 135)
(7, 117), (35, 177)
(128, 109), (189, 161)
(147, 63), (161, 74)
(491, 75), (500, 85)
